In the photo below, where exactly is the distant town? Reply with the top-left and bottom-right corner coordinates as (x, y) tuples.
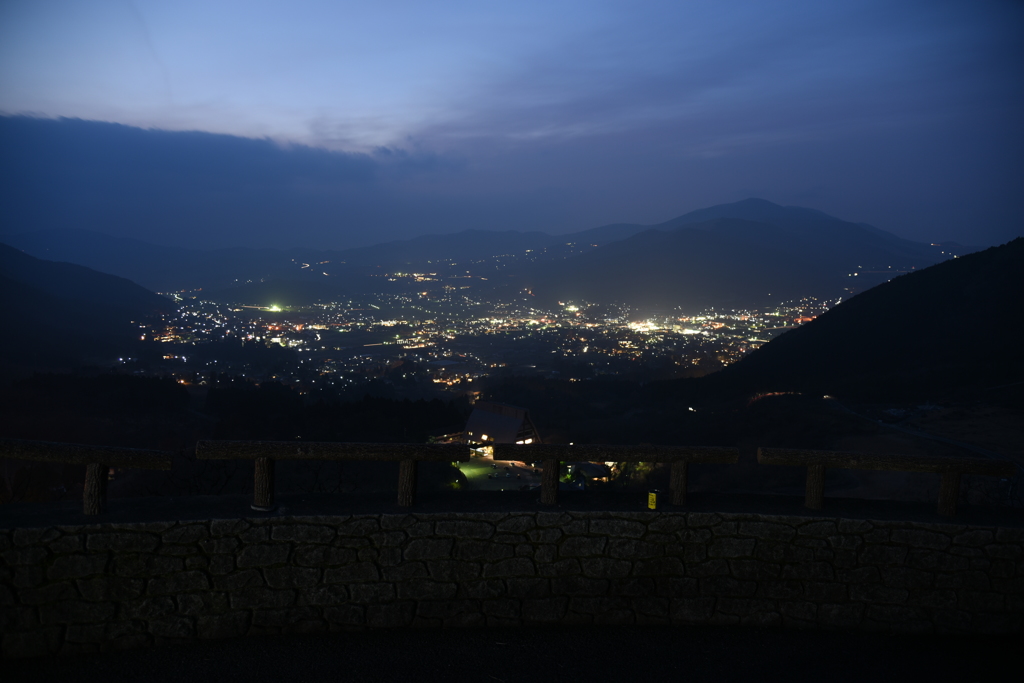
(135, 285), (838, 394)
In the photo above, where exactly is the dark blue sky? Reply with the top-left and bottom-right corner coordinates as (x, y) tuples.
(1, 1), (1021, 249)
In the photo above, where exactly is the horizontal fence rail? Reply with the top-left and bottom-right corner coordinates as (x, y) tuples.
(757, 447), (1017, 516)
(492, 444), (739, 507)
(0, 438), (172, 515)
(1, 437), (1018, 518)
(196, 441), (469, 510)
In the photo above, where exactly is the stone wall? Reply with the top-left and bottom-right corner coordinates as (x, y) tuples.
(2, 511), (1022, 656)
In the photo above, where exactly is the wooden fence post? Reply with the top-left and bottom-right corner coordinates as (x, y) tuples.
(397, 459), (417, 507)
(937, 471), (961, 517)
(540, 459), (559, 505)
(83, 462), (108, 515)
(670, 461), (688, 506)
(252, 457), (275, 511)
(805, 464), (825, 510)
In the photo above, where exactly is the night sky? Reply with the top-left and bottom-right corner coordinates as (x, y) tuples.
(1, 0), (1021, 249)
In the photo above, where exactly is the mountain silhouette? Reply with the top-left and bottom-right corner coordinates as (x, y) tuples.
(692, 237), (1024, 400)
(0, 243), (171, 370)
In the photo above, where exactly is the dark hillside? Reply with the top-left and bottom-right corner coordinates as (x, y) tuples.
(0, 244), (170, 371)
(699, 238), (1024, 400)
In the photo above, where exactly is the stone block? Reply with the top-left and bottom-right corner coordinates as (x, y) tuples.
(209, 519), (249, 537)
(230, 587), (297, 610)
(121, 596), (176, 620)
(370, 531), (407, 548)
(536, 557), (581, 578)
(880, 566), (934, 589)
(482, 558), (535, 578)
(527, 528), (562, 544)
(755, 543), (813, 564)
(580, 558), (632, 579)
(455, 540), (513, 562)
(738, 522), (796, 541)
(13, 566), (45, 588)
(850, 584), (909, 604)
(701, 576), (757, 598)
(909, 589), (957, 609)
(325, 561), (380, 583)
(265, 566), (322, 588)
(335, 518), (381, 537)
(213, 569), (264, 591)
(147, 571), (210, 596)
(163, 524), (210, 544)
(238, 526), (271, 544)
(12, 528), (59, 547)
(185, 556), (210, 571)
(685, 513), (721, 528)
(199, 538), (241, 554)
(381, 562), (429, 581)
(426, 560), (481, 582)
(177, 592), (229, 615)
(77, 577), (145, 601)
(38, 600), (116, 625)
(435, 520), (495, 539)
(608, 577), (658, 597)
(632, 557), (684, 576)
(397, 580), (458, 601)
(559, 536), (606, 558)
(2, 547), (48, 565)
(907, 550), (968, 572)
(953, 530), (993, 547)
(838, 566), (880, 584)
(459, 579), (506, 599)
(837, 520), (872, 534)
(685, 559), (729, 578)
(349, 583), (396, 604)
(48, 553), (109, 580)
(589, 519), (646, 539)
(798, 585), (847, 602)
(859, 545), (909, 567)
(551, 576), (609, 596)
(515, 544), (535, 558)
(780, 562), (834, 581)
(729, 559), (780, 581)
(270, 524), (336, 544)
(757, 581), (804, 600)
(505, 578), (550, 599)
(17, 581), (79, 605)
(404, 538), (453, 561)
(536, 512), (572, 527)
(236, 544), (290, 568)
(49, 535), (85, 554)
(890, 529), (951, 550)
(984, 544), (1023, 559)
(297, 584), (349, 606)
(797, 521), (837, 537)
(251, 606), (320, 629)
(497, 515), (537, 533)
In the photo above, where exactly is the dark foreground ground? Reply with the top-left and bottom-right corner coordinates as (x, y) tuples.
(6, 624), (1018, 683)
